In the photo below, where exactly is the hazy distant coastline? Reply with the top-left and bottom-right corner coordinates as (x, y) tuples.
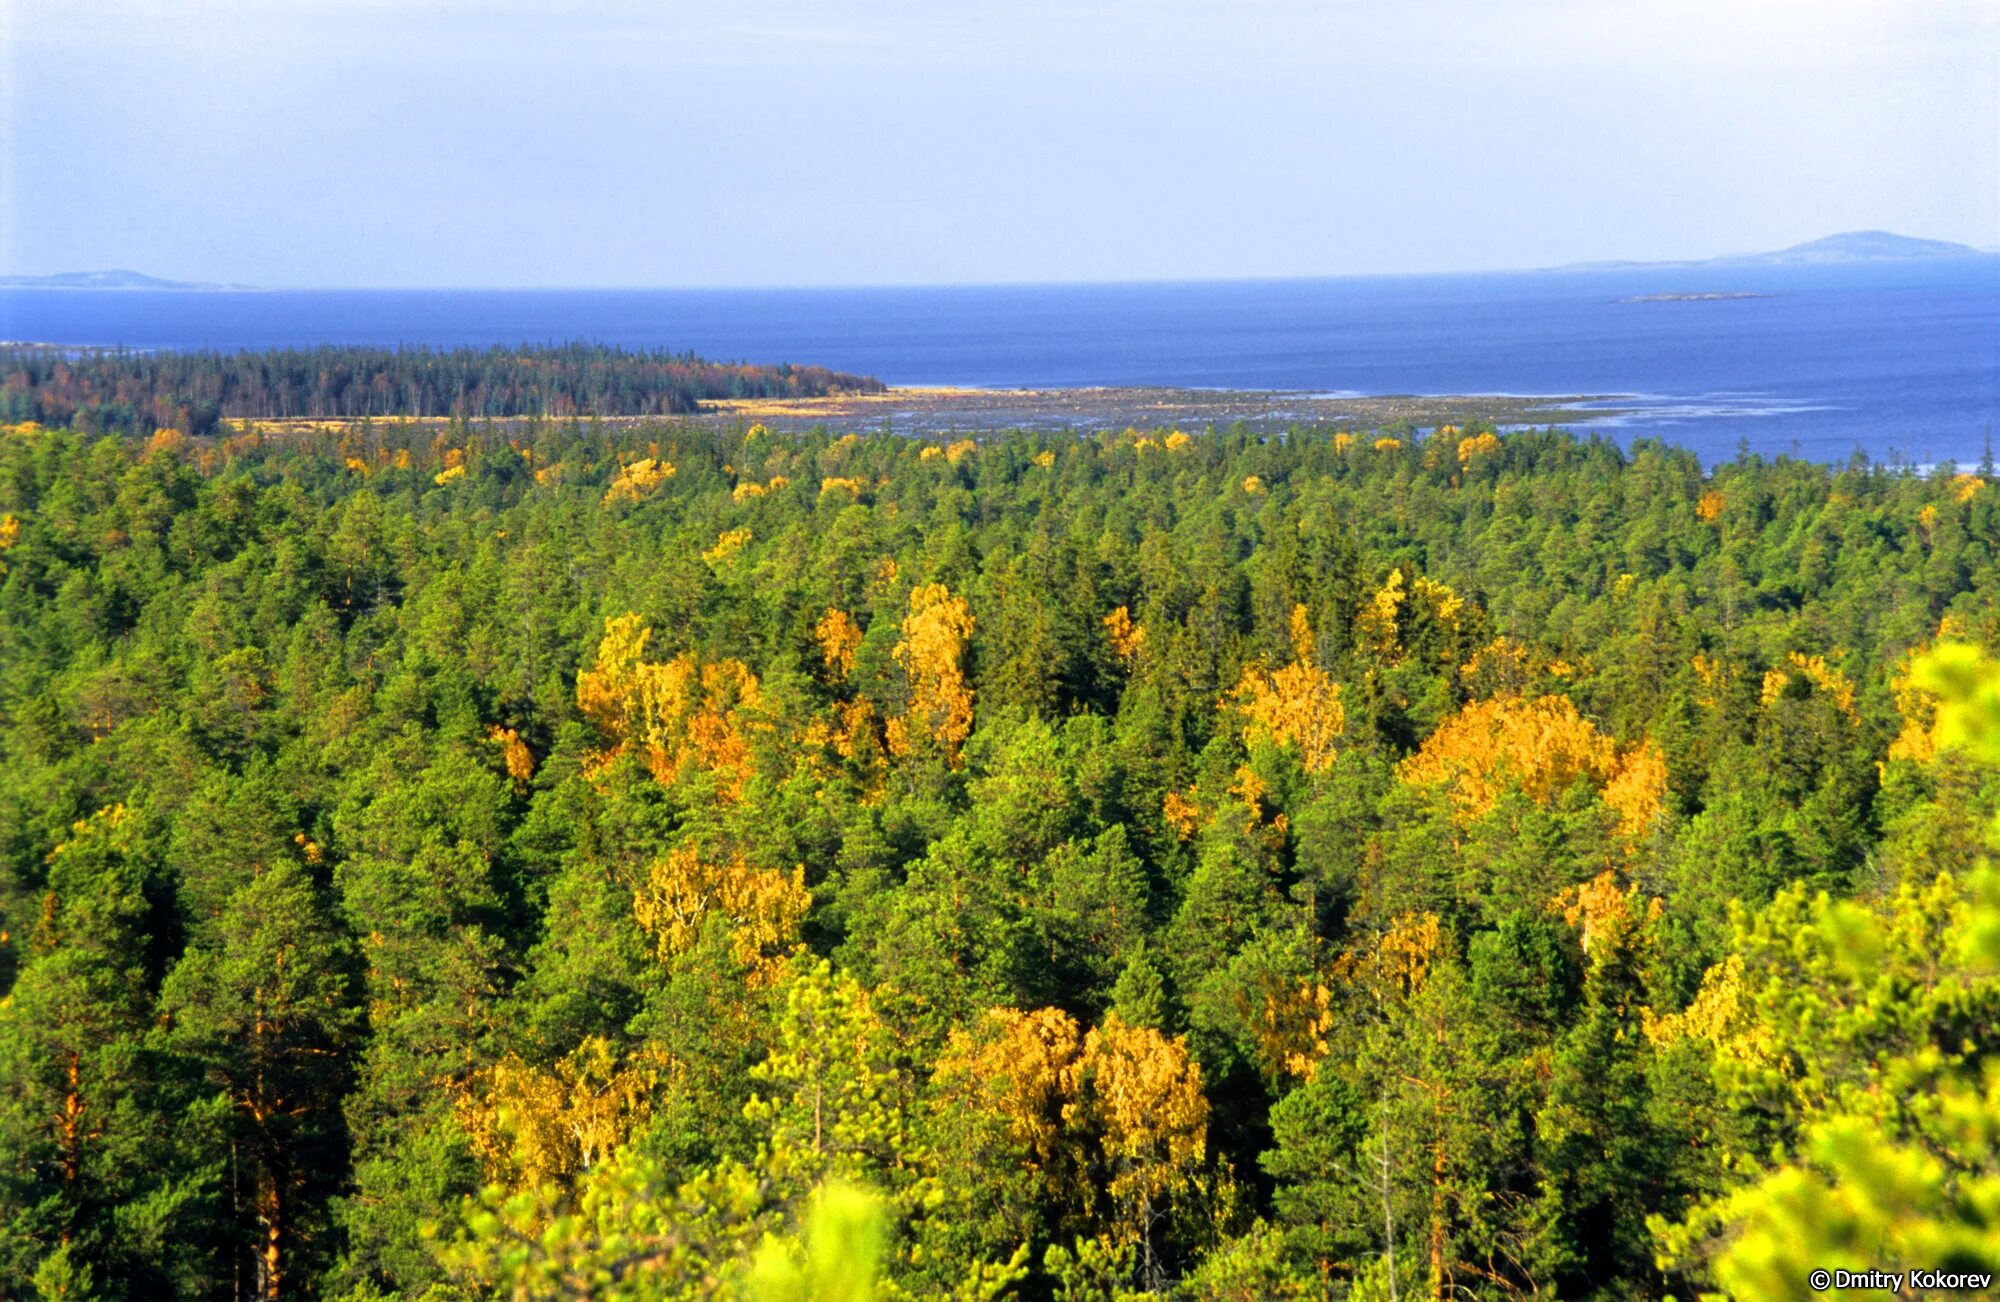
(6, 231), (1993, 293)
(0, 269), (255, 291)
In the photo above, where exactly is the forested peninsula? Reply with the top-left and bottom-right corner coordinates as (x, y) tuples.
(1, 413), (1997, 1299)
(0, 345), (885, 435)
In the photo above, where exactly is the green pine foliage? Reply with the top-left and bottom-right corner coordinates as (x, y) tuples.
(0, 412), (1997, 1298)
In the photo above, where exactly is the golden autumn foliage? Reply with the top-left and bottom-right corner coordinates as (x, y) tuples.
(1760, 651), (1858, 721)
(1164, 430), (1192, 451)
(1062, 1014), (1210, 1237)
(1228, 763), (1284, 837)
(486, 726), (535, 784)
(1356, 570), (1407, 657)
(1337, 911), (1443, 1003)
(575, 614), (766, 798)
(1549, 869), (1660, 958)
(1373, 438), (1402, 452)
(1244, 979), (1335, 1082)
(1951, 472), (1986, 502)
(814, 608), (863, 682)
(702, 527), (753, 567)
(575, 613), (654, 739)
(1459, 636), (1532, 695)
(803, 699), (886, 766)
(1641, 954), (1754, 1050)
(1103, 605), (1145, 662)
(919, 445), (943, 462)
(888, 583), (975, 765)
(631, 844), (809, 986)
(1398, 694), (1665, 837)
(1697, 489), (1725, 523)
(1031, 450), (1056, 469)
(819, 476), (869, 501)
(1161, 789), (1202, 841)
(1412, 575), (1463, 626)
(1601, 739), (1669, 841)
(1241, 476), (1266, 495)
(432, 464), (466, 486)
(0, 514), (18, 551)
(343, 457), (370, 476)
(1229, 604), (1344, 773)
(602, 456), (675, 505)
(935, 1006), (1212, 1264)
(456, 1037), (667, 1188)
(1690, 652), (1732, 697)
(1884, 620), (1982, 765)
(1456, 431), (1502, 464)
(945, 438), (977, 465)
(935, 1007), (1085, 1176)
(732, 480), (767, 501)
(1332, 432), (1355, 453)
(1355, 568), (1468, 662)
(1888, 658), (1945, 765)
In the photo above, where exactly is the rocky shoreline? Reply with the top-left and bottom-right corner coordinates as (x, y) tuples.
(699, 385), (1624, 433)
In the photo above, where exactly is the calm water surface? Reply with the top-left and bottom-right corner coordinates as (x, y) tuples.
(5, 260), (1995, 464)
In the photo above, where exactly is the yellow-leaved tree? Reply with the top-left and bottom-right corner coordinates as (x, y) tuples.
(1398, 694), (1667, 842)
(886, 583), (975, 767)
(631, 843), (809, 987)
(1230, 605), (1345, 773)
(815, 607), (864, 682)
(932, 1006), (1213, 1292)
(1062, 1013), (1211, 1290)
(455, 1037), (668, 1190)
(576, 613), (767, 799)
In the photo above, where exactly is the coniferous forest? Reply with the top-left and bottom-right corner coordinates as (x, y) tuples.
(0, 345), (884, 436)
(2, 411), (1998, 1300)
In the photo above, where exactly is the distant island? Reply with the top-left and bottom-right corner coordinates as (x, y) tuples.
(1620, 291), (1777, 304)
(0, 269), (254, 291)
(1561, 229), (1993, 272)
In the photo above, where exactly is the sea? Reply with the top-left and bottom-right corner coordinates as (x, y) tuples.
(5, 258), (1996, 466)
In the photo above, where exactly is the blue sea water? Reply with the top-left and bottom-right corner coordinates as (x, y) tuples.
(5, 259), (1996, 465)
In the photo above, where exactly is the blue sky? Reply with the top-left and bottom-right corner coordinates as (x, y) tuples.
(3, 0), (1995, 287)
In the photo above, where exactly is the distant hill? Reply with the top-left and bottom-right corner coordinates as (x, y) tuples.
(0, 269), (252, 290)
(1559, 231), (1993, 272)
(1718, 231), (1989, 265)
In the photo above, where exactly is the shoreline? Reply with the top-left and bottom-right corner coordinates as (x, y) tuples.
(185, 387), (1631, 439)
(697, 385), (1627, 432)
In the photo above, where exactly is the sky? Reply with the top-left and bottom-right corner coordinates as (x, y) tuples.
(3, 0), (1996, 288)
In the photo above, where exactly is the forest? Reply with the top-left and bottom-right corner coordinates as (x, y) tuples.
(0, 345), (884, 436)
(0, 412), (1996, 1300)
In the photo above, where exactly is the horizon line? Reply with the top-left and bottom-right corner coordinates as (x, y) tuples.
(7, 232), (1997, 295)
